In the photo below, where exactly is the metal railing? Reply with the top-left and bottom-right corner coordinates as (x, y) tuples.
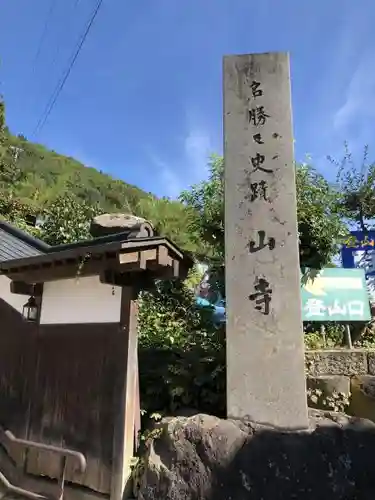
(0, 428), (86, 500)
(0, 470), (48, 500)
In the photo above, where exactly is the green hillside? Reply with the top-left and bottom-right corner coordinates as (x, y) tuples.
(0, 101), (203, 253)
(5, 133), (152, 213)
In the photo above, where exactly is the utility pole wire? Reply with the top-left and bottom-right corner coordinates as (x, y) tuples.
(33, 0), (104, 138)
(46, 0), (86, 85)
(31, 0), (58, 75)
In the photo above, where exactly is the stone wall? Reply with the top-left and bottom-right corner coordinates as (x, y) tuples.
(305, 350), (375, 421)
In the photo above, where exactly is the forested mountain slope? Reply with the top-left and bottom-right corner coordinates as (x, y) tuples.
(4, 132), (152, 213)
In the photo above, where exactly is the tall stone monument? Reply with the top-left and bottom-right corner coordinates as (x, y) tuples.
(223, 52), (308, 429)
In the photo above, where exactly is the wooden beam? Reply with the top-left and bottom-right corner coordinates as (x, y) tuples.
(10, 281), (43, 296)
(151, 260), (180, 279)
(101, 254), (180, 290)
(6, 257), (118, 284)
(118, 247), (176, 274)
(173, 259), (179, 277)
(118, 249), (157, 267)
(2, 241), (191, 286)
(0, 240), (121, 270)
(118, 252), (140, 265)
(157, 246), (170, 266)
(100, 270), (155, 290)
(139, 249), (157, 270)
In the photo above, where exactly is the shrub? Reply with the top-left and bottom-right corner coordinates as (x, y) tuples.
(138, 279), (226, 417)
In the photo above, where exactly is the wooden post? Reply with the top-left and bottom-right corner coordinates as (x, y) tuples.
(320, 325), (327, 347)
(345, 324), (353, 349)
(110, 286), (139, 500)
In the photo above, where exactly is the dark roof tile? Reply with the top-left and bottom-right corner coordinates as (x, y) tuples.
(0, 227), (45, 262)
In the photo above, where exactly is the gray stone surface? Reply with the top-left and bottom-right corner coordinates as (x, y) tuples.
(305, 350), (368, 376)
(223, 52), (307, 429)
(367, 351), (375, 375)
(307, 375), (351, 396)
(354, 375), (375, 398)
(135, 411), (375, 500)
(90, 213), (154, 238)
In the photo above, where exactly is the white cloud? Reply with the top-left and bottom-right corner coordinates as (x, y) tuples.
(333, 51), (375, 131)
(149, 153), (184, 200)
(183, 125), (213, 180)
(149, 111), (216, 199)
(305, 6), (374, 164)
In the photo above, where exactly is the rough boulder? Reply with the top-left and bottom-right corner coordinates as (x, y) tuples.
(135, 410), (375, 500)
(90, 213), (154, 238)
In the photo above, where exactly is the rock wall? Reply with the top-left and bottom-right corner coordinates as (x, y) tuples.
(305, 350), (375, 420)
(135, 410), (375, 500)
(134, 351), (375, 499)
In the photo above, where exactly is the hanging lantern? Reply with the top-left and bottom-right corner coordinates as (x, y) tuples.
(22, 296), (39, 322)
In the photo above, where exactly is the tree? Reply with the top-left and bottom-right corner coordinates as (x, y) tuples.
(0, 98), (24, 190)
(180, 155), (224, 262)
(0, 98), (39, 235)
(0, 95), (155, 217)
(296, 162), (346, 269)
(329, 143), (375, 231)
(0, 193), (40, 238)
(180, 155), (346, 294)
(138, 278), (226, 415)
(135, 196), (202, 254)
(39, 194), (103, 245)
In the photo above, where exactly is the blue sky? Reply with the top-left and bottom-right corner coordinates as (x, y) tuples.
(0, 0), (374, 198)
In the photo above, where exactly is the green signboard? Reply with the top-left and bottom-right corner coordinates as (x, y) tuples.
(301, 268), (371, 322)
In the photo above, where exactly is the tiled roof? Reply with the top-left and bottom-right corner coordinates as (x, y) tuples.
(0, 218), (194, 271)
(0, 221), (49, 263)
(0, 227), (44, 262)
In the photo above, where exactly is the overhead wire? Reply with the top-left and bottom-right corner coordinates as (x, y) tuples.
(46, 0), (84, 85)
(29, 0), (80, 111)
(33, 0), (104, 138)
(31, 0), (58, 76)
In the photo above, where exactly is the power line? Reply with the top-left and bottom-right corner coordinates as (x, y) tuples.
(33, 0), (104, 138)
(33, 0), (104, 137)
(47, 0), (85, 82)
(31, 0), (58, 75)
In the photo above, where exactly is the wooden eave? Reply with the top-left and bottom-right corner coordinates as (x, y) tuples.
(0, 237), (192, 285)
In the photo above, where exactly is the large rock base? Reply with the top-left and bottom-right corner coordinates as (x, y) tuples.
(135, 410), (375, 500)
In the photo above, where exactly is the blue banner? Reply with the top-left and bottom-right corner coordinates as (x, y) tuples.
(341, 231), (375, 277)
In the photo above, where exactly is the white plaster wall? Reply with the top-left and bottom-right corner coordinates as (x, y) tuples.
(40, 276), (121, 325)
(0, 274), (29, 314)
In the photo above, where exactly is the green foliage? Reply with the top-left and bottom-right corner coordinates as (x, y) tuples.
(0, 192), (40, 238)
(304, 332), (326, 350)
(330, 143), (375, 230)
(180, 154), (224, 262)
(184, 265), (205, 291)
(0, 95), (348, 270)
(4, 133), (151, 213)
(0, 99), (6, 161)
(0, 96), (202, 255)
(296, 163), (346, 269)
(0, 100), (24, 191)
(138, 280), (226, 416)
(39, 194), (103, 245)
(304, 323), (345, 349)
(135, 196), (202, 254)
(180, 155), (347, 292)
(353, 319), (375, 348)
